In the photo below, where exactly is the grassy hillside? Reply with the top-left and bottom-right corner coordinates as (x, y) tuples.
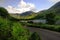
(32, 10), (47, 19)
(10, 13), (38, 20)
(49, 2), (60, 20)
(32, 2), (60, 20)
(0, 17), (30, 40)
(0, 7), (30, 40)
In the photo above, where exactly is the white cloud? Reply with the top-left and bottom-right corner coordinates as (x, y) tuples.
(47, 0), (60, 3)
(6, 6), (17, 13)
(6, 0), (36, 13)
(18, 0), (27, 8)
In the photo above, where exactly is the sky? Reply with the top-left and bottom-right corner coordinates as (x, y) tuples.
(0, 0), (60, 13)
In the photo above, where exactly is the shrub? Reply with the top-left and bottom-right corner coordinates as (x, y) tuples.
(46, 13), (56, 25)
(55, 26), (60, 32)
(0, 17), (30, 40)
(12, 22), (30, 40)
(29, 32), (41, 40)
(0, 18), (12, 40)
(0, 7), (30, 40)
(27, 21), (33, 23)
(27, 23), (60, 32)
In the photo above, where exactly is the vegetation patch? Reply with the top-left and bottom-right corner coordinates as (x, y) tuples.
(26, 23), (60, 32)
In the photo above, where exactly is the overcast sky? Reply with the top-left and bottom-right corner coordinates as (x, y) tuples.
(0, 0), (60, 13)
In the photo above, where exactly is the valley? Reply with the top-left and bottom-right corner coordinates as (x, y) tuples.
(0, 1), (60, 40)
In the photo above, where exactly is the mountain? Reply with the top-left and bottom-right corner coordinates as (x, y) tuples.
(20, 11), (33, 16)
(32, 2), (60, 19)
(10, 11), (38, 20)
(10, 2), (60, 20)
(49, 1), (60, 14)
(31, 10), (47, 19)
(49, 2), (60, 10)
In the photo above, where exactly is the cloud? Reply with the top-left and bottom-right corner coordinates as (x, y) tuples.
(47, 0), (60, 3)
(6, 6), (17, 13)
(6, 0), (36, 13)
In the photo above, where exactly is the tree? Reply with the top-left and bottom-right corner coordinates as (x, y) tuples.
(29, 32), (41, 40)
(0, 7), (9, 18)
(46, 13), (56, 25)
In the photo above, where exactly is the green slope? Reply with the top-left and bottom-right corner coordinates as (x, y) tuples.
(10, 13), (38, 20)
(0, 7), (30, 40)
(33, 2), (60, 20)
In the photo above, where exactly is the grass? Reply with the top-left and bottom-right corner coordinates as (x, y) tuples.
(0, 16), (30, 40)
(26, 22), (60, 32)
(10, 13), (37, 20)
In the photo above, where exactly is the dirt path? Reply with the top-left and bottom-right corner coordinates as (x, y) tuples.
(26, 27), (60, 40)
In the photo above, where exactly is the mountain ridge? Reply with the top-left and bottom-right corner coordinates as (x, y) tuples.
(32, 2), (60, 19)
